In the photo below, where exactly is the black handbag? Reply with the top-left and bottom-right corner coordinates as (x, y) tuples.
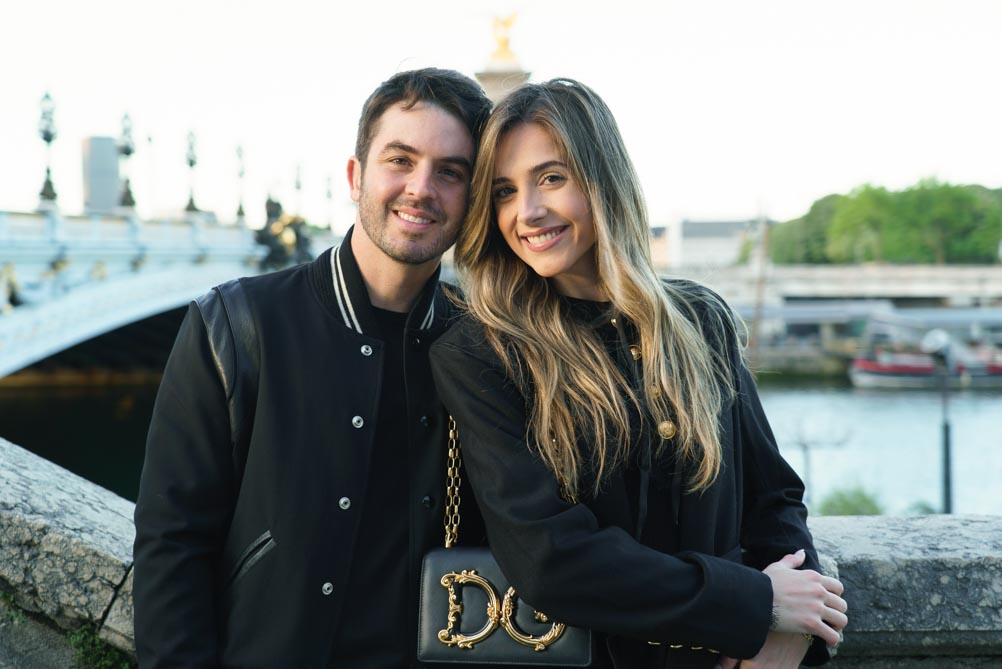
(417, 418), (592, 666)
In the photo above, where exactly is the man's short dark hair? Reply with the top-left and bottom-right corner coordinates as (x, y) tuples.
(354, 68), (492, 167)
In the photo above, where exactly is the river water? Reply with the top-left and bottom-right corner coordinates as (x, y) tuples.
(0, 383), (157, 501)
(0, 379), (999, 515)
(756, 377), (1002, 515)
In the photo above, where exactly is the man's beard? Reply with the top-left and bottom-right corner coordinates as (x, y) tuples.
(357, 187), (457, 265)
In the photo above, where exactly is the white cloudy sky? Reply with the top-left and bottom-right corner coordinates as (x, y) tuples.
(2, 0), (1000, 232)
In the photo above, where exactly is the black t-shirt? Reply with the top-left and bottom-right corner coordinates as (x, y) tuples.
(330, 307), (411, 667)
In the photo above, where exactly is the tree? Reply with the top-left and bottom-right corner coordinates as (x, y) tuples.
(816, 486), (883, 516)
(826, 185), (894, 263)
(768, 181), (1002, 265)
(895, 180), (1001, 264)
(769, 194), (842, 264)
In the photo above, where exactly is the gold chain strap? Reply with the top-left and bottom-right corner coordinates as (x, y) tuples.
(443, 416), (462, 548)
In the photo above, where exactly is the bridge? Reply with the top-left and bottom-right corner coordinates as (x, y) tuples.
(670, 262), (1002, 308)
(0, 210), (335, 378)
(4, 210), (1002, 379)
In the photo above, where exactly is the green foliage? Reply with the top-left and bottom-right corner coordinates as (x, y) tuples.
(907, 500), (938, 515)
(737, 236), (755, 264)
(0, 591), (26, 624)
(827, 185), (895, 263)
(769, 194), (842, 264)
(769, 181), (1002, 264)
(893, 179), (1000, 263)
(816, 486), (884, 516)
(67, 625), (135, 669)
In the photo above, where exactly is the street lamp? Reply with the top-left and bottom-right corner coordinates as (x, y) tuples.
(185, 131), (199, 213)
(38, 92), (58, 208)
(118, 113), (136, 208)
(294, 162), (303, 215)
(325, 174), (333, 231)
(236, 145), (246, 223)
(921, 328), (953, 514)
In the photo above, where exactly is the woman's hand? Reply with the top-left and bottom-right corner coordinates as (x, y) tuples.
(717, 630), (812, 669)
(763, 549), (847, 647)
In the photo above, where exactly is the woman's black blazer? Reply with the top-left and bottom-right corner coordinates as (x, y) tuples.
(429, 285), (830, 668)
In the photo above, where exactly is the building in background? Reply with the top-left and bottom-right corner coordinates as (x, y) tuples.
(649, 225), (671, 268)
(665, 218), (774, 269)
(81, 137), (119, 215)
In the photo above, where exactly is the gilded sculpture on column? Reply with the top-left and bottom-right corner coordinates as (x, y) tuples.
(477, 13), (530, 103)
(491, 14), (518, 64)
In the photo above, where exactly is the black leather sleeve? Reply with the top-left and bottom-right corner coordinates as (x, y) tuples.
(133, 300), (235, 668)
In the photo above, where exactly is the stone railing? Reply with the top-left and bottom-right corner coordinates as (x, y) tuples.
(0, 437), (134, 667)
(813, 515), (1002, 668)
(1, 435), (1000, 668)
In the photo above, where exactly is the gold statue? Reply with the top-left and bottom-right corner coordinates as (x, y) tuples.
(491, 13), (518, 64)
(477, 12), (530, 102)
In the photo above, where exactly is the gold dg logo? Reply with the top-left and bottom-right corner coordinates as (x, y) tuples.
(437, 570), (567, 651)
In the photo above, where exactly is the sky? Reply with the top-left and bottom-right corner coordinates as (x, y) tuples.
(2, 0), (1000, 233)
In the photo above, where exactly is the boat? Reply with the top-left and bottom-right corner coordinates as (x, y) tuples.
(848, 308), (1002, 389)
(849, 351), (1002, 389)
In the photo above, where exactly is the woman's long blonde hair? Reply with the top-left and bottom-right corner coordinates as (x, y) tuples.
(456, 79), (738, 499)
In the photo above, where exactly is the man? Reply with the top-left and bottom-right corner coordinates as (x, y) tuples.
(133, 68), (492, 668)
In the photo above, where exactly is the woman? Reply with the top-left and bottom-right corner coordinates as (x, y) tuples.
(429, 79), (847, 669)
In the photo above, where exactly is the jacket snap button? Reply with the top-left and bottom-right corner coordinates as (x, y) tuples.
(630, 345), (642, 360)
(658, 420), (677, 440)
(351, 416), (364, 428)
(321, 582), (334, 595)
(338, 497), (351, 510)
(419, 415), (429, 427)
(360, 345), (373, 357)
(411, 337), (421, 350)
(422, 495), (434, 508)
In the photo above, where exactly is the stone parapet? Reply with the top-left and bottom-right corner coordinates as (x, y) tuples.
(1, 436), (1000, 667)
(811, 515), (1002, 667)
(0, 436), (134, 654)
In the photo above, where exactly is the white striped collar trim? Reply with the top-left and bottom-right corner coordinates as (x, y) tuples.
(329, 244), (438, 333)
(331, 245), (363, 334)
(420, 299), (435, 330)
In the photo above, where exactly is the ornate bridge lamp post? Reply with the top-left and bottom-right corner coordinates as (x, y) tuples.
(37, 92), (58, 210)
(184, 131), (199, 213)
(325, 174), (333, 231)
(236, 145), (246, 224)
(294, 162), (303, 215)
(118, 114), (136, 209)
